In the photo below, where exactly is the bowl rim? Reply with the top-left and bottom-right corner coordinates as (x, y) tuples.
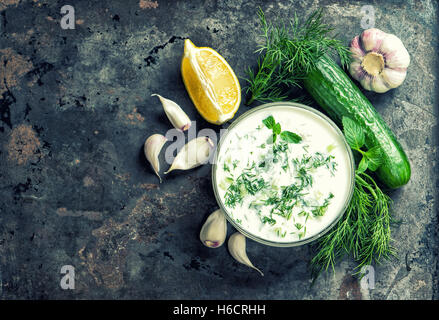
(211, 101), (356, 247)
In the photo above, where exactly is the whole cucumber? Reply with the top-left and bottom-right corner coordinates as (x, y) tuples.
(303, 55), (411, 189)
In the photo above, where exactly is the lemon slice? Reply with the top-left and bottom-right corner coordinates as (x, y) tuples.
(181, 39), (241, 125)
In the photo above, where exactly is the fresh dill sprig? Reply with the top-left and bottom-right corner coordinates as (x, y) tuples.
(310, 171), (395, 280)
(310, 119), (395, 281)
(246, 8), (351, 104)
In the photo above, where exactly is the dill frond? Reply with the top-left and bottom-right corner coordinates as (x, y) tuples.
(246, 8), (351, 104)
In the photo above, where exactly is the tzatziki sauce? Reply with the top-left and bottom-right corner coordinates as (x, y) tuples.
(214, 104), (353, 244)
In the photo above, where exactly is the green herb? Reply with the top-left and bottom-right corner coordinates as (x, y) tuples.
(273, 123), (281, 135)
(224, 163), (267, 208)
(245, 8), (350, 104)
(264, 183), (307, 220)
(342, 117), (365, 150)
(310, 120), (394, 281)
(281, 158), (289, 172)
(224, 182), (243, 208)
(292, 152), (337, 187)
(311, 193), (334, 217)
(262, 115), (275, 129)
(262, 216), (276, 225)
(342, 116), (384, 173)
(280, 131), (302, 143)
(274, 227), (287, 238)
(262, 115), (301, 147)
(298, 226), (307, 240)
(298, 210), (311, 223)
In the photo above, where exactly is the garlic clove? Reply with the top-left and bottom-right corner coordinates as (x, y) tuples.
(360, 28), (386, 52)
(349, 60), (365, 82)
(359, 76), (372, 91)
(349, 35), (365, 60)
(144, 134), (168, 183)
(165, 136), (214, 174)
(380, 34), (410, 69)
(152, 94), (191, 131)
(200, 209), (227, 248)
(371, 75), (390, 93)
(228, 232), (264, 276)
(381, 68), (407, 89)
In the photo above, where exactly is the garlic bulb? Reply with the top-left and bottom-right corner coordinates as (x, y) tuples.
(144, 134), (167, 182)
(165, 137), (214, 174)
(349, 28), (410, 93)
(152, 94), (191, 131)
(200, 209), (227, 248)
(228, 232), (264, 276)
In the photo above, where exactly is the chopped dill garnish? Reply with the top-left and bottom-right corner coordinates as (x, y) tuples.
(274, 227), (287, 238)
(262, 216), (276, 225)
(311, 192), (334, 217)
(224, 163), (267, 208)
(298, 226), (307, 240)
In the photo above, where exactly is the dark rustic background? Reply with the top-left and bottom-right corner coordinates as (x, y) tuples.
(0, 0), (437, 299)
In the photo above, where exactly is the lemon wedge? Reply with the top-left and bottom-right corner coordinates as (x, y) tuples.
(181, 39), (241, 125)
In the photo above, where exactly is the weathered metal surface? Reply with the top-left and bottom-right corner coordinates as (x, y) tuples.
(0, 0), (437, 299)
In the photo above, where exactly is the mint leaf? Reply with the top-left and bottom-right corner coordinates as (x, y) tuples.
(262, 115), (275, 129)
(364, 145), (383, 171)
(342, 117), (365, 150)
(273, 122), (281, 135)
(280, 131), (302, 143)
(357, 156), (368, 173)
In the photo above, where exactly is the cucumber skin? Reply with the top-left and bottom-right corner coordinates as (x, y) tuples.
(303, 55), (411, 189)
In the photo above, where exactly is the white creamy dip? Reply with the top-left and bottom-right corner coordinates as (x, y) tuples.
(214, 105), (353, 244)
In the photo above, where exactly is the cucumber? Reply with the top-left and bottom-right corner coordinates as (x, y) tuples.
(303, 55), (411, 189)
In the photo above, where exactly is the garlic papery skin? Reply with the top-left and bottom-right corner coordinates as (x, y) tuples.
(228, 232), (264, 276)
(200, 209), (227, 248)
(144, 134), (167, 183)
(349, 28), (410, 93)
(165, 137), (214, 174)
(152, 94), (191, 131)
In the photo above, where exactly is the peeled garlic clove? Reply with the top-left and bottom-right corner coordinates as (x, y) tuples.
(165, 137), (214, 174)
(228, 232), (264, 276)
(200, 209), (227, 248)
(152, 94), (191, 131)
(349, 28), (410, 93)
(144, 134), (167, 182)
